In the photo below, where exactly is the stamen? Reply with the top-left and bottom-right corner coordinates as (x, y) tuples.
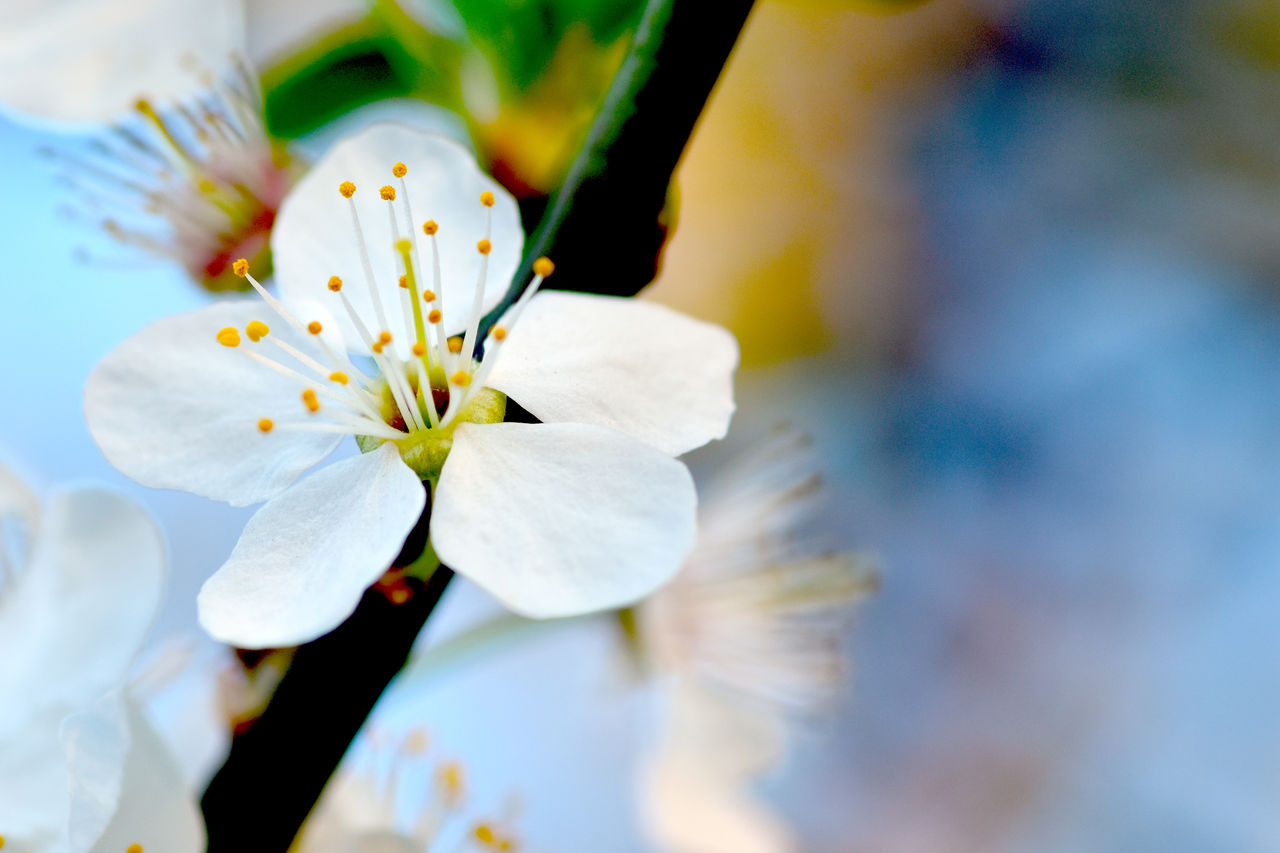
(330, 371), (349, 384)
(477, 239), (491, 255)
(399, 274), (408, 289)
(393, 162), (408, 178)
(480, 191), (495, 207)
(379, 185), (396, 201)
(341, 181), (393, 338)
(216, 327), (241, 347)
(258, 418), (274, 433)
(423, 220), (438, 235)
(127, 844), (144, 853)
(339, 181), (356, 198)
(328, 275), (343, 292)
(475, 825), (495, 844)
(412, 342), (427, 357)
(450, 370), (471, 387)
(448, 337), (463, 354)
(492, 326), (507, 341)
(459, 199), (494, 367)
(245, 320), (269, 342)
(428, 309), (443, 324)
(307, 321), (322, 335)
(423, 289), (436, 302)
(302, 388), (321, 413)
(532, 257), (554, 278)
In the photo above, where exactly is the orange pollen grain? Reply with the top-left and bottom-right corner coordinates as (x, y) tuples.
(302, 389), (320, 413)
(307, 321), (323, 335)
(422, 289), (436, 302)
(493, 326), (507, 341)
(380, 185), (396, 201)
(399, 275), (408, 289)
(533, 256), (554, 277)
(339, 181), (356, 198)
(379, 330), (393, 344)
(372, 341), (385, 354)
(480, 191), (495, 207)
(477, 239), (492, 255)
(422, 220), (438, 235)
(450, 370), (471, 386)
(258, 418), (274, 433)
(232, 258), (249, 277)
(428, 309), (442, 324)
(216, 327), (241, 347)
(328, 275), (343, 291)
(412, 342), (427, 356)
(475, 825), (495, 844)
(392, 162), (407, 178)
(329, 371), (349, 384)
(246, 320), (270, 342)
(127, 845), (143, 853)
(447, 337), (463, 354)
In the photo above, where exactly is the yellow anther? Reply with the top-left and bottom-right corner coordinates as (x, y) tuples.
(497, 841), (514, 851)
(232, 258), (249, 277)
(392, 162), (408, 178)
(328, 275), (343, 292)
(475, 825), (496, 844)
(450, 370), (471, 387)
(477, 239), (492, 255)
(216, 327), (241, 348)
(372, 341), (386, 354)
(339, 181), (356, 198)
(398, 275), (408, 289)
(379, 330), (393, 344)
(395, 238), (412, 253)
(135, 98), (155, 116)
(428, 309), (442, 324)
(422, 289), (436, 302)
(127, 844), (143, 853)
(412, 342), (426, 356)
(533, 256), (554, 278)
(447, 336), (463, 354)
(307, 321), (323, 335)
(246, 320), (270, 342)
(380, 185), (396, 201)
(492, 326), (507, 341)
(439, 761), (464, 795)
(257, 418), (274, 433)
(302, 389), (320, 413)
(480, 191), (495, 207)
(423, 220), (438, 235)
(329, 371), (349, 385)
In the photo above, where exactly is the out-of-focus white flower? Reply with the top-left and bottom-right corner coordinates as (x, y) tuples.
(84, 123), (738, 650)
(635, 431), (877, 853)
(298, 727), (525, 853)
(48, 63), (299, 292)
(0, 460), (203, 852)
(0, 0), (245, 126)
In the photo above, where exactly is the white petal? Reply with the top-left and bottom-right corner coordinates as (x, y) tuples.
(0, 0), (245, 126)
(85, 300), (344, 507)
(198, 444), (425, 648)
(640, 682), (796, 853)
(432, 422), (696, 618)
(273, 123), (522, 357)
(0, 715), (67, 852)
(0, 487), (164, 728)
(487, 291), (739, 455)
(63, 690), (204, 853)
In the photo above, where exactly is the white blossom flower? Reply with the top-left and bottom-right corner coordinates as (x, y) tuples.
(298, 728), (526, 853)
(634, 431), (877, 853)
(85, 123), (738, 650)
(0, 460), (202, 852)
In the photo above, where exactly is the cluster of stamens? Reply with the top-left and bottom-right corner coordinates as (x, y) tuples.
(217, 160), (553, 472)
(45, 58), (292, 291)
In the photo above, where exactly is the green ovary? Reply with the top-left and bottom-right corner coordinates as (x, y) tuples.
(356, 371), (506, 480)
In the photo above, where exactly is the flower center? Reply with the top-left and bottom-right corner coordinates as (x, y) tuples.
(220, 160), (554, 480)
